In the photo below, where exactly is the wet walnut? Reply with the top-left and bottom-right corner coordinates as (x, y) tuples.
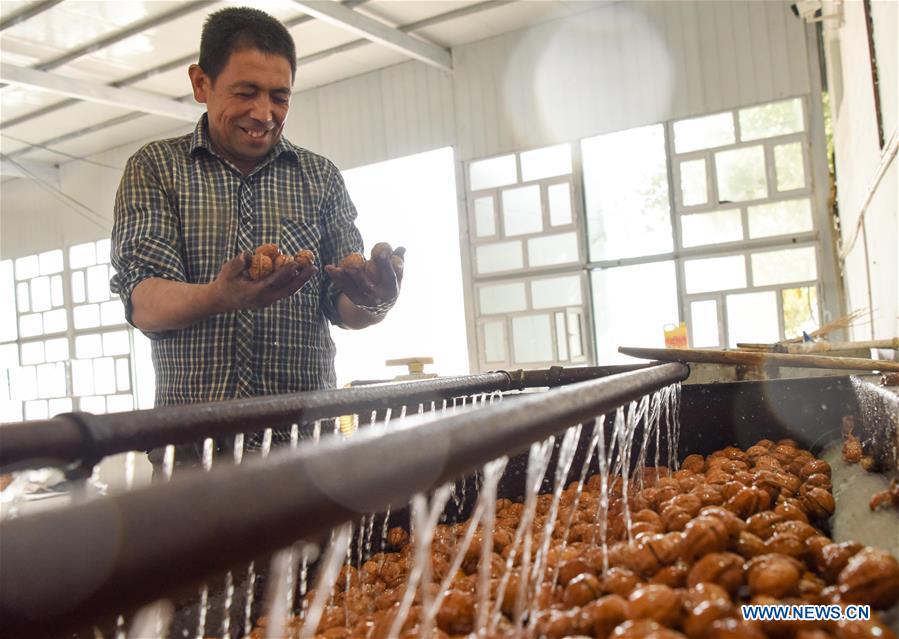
(611, 619), (687, 639)
(706, 617), (767, 639)
(563, 572), (603, 607)
(764, 533), (806, 560)
(869, 478), (899, 512)
(746, 554), (803, 598)
(746, 511), (784, 540)
(800, 459), (831, 480)
(558, 558), (592, 585)
(735, 531), (767, 560)
(386, 526), (409, 549)
(339, 252), (366, 271)
(802, 487), (836, 521)
(683, 516), (730, 560)
(837, 547), (899, 609)
(724, 486), (771, 519)
(687, 552), (744, 596)
(582, 594), (630, 639)
(682, 599), (734, 639)
(248, 243), (314, 280)
(435, 589), (475, 635)
(295, 249), (315, 269)
(249, 252), (273, 280)
(600, 567), (641, 598)
(651, 562), (689, 589)
(628, 584), (682, 627)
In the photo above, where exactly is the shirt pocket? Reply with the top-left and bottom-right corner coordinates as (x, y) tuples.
(279, 217), (320, 260)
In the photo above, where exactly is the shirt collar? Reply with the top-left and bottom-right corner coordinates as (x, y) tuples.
(189, 113), (299, 170)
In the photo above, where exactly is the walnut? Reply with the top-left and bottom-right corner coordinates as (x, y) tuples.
(800, 460), (831, 480)
(869, 479), (899, 512)
(643, 532), (685, 566)
(706, 617), (767, 639)
(611, 619), (686, 639)
(661, 505), (693, 532)
(386, 527), (409, 549)
(746, 511), (784, 540)
(651, 562), (689, 589)
(842, 434), (862, 464)
(682, 454), (707, 473)
(295, 249), (315, 268)
(774, 499), (810, 523)
(837, 547), (899, 609)
(802, 487), (836, 521)
(746, 554), (803, 597)
(764, 533), (805, 560)
(773, 520), (817, 542)
(628, 584), (682, 627)
(687, 552), (744, 596)
(735, 531), (767, 560)
(834, 617), (899, 639)
(683, 516), (730, 560)
(558, 558), (592, 585)
(725, 486), (771, 519)
(682, 599), (734, 639)
(804, 473), (833, 490)
(692, 483), (725, 507)
(582, 594), (630, 639)
(273, 254), (292, 269)
(339, 252), (366, 270)
(255, 243), (279, 260)
(248, 253), (273, 280)
(563, 572), (603, 607)
(698, 506), (746, 537)
(601, 567), (641, 598)
(435, 590), (474, 635)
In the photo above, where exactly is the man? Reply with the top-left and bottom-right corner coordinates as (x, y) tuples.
(111, 7), (404, 463)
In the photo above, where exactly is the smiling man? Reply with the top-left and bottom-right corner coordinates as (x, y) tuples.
(111, 7), (404, 465)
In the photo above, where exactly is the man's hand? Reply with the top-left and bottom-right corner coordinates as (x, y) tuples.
(211, 252), (317, 312)
(324, 242), (405, 308)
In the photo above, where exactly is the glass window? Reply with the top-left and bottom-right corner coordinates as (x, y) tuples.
(591, 261), (679, 364)
(74, 304), (101, 330)
(690, 300), (720, 348)
(512, 314), (554, 363)
(0, 261), (17, 342)
(520, 144), (572, 181)
(21, 341), (45, 366)
(25, 400), (48, 420)
(30, 276), (51, 312)
(555, 312), (568, 361)
(751, 246), (817, 286)
(48, 397), (72, 417)
(582, 124), (673, 260)
(673, 112), (735, 153)
(783, 286), (820, 339)
(116, 358), (131, 392)
(44, 337), (69, 362)
(76, 334), (103, 359)
(38, 249), (63, 275)
(739, 98), (804, 141)
(469, 155), (517, 191)
(476, 242), (523, 274)
(100, 301), (125, 326)
(478, 282), (527, 315)
(684, 255), (747, 294)
(103, 330), (130, 356)
(502, 185), (543, 236)
(531, 275), (582, 309)
(483, 321), (506, 363)
(473, 197), (496, 238)
(679, 159), (708, 207)
(567, 310), (583, 358)
(15, 255), (39, 281)
(0, 343), (19, 370)
(747, 198), (813, 238)
(42, 309), (67, 334)
(11, 365), (38, 401)
(16, 282), (30, 313)
(773, 142), (806, 191)
(50, 275), (64, 307)
(726, 291), (779, 346)
(79, 395), (106, 414)
(106, 394), (134, 413)
(547, 183), (573, 226)
(72, 359), (94, 396)
(19, 313), (43, 338)
(681, 209), (743, 248)
(527, 233), (579, 268)
(87, 264), (111, 303)
(36, 362), (66, 398)
(71, 271), (86, 304)
(69, 242), (96, 269)
(93, 357), (117, 395)
(715, 146), (767, 202)
(95, 239), (111, 265)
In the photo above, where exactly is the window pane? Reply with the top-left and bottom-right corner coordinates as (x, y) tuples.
(15, 255), (39, 280)
(783, 286), (820, 339)
(72, 360), (94, 396)
(555, 312), (569, 361)
(100, 300), (125, 326)
(74, 304), (101, 329)
(30, 276), (51, 312)
(38, 249), (63, 275)
(739, 98), (804, 141)
(16, 282), (30, 313)
(715, 146), (767, 202)
(512, 314), (554, 364)
(106, 394), (134, 413)
(103, 330), (130, 356)
(94, 357), (116, 395)
(483, 321), (506, 363)
(690, 300), (720, 348)
(684, 255), (747, 294)
(469, 155), (516, 191)
(43, 309), (67, 334)
(474, 197), (496, 237)
(520, 144), (572, 181)
(87, 264), (111, 302)
(116, 358), (131, 391)
(11, 366), (38, 401)
(19, 313), (43, 338)
(527, 232), (579, 267)
(69, 242), (96, 269)
(48, 397), (72, 416)
(531, 275), (582, 309)
(76, 334), (103, 359)
(476, 242), (523, 274)
(591, 261), (679, 364)
(774, 142), (805, 191)
(50, 275), (64, 307)
(0, 343), (20, 369)
(44, 337), (69, 362)
(673, 112), (735, 153)
(502, 185), (542, 236)
(478, 282), (527, 314)
(747, 198), (813, 238)
(582, 124), (673, 260)
(751, 246), (817, 286)
(547, 183), (572, 226)
(1, 401), (23, 422)
(681, 209), (743, 248)
(95, 239), (111, 265)
(80, 395), (106, 414)
(0, 261), (17, 342)
(680, 159), (708, 206)
(567, 310), (583, 358)
(21, 341), (45, 365)
(25, 400), (48, 420)
(726, 291), (779, 346)
(71, 271), (86, 304)
(36, 362), (66, 398)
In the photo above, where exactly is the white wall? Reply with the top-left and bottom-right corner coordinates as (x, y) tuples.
(822, 0), (898, 348)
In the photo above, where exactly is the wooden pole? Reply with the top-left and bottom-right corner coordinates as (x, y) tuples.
(618, 346), (899, 372)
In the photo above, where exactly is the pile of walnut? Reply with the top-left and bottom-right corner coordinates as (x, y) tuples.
(251, 439), (899, 639)
(248, 244), (315, 281)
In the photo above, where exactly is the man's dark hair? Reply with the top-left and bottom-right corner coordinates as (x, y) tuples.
(198, 7), (297, 82)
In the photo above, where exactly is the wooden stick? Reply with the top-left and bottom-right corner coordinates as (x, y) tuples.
(618, 346), (899, 372)
(736, 338), (899, 353)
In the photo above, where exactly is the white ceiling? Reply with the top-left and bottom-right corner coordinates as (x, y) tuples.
(0, 0), (599, 172)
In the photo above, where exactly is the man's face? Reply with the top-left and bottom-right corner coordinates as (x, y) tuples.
(189, 48), (293, 173)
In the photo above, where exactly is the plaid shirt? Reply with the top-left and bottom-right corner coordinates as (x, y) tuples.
(111, 115), (363, 413)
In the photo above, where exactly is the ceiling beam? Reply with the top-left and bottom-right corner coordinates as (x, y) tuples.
(291, 0), (452, 71)
(0, 63), (204, 122)
(1, 158), (59, 184)
(0, 0), (64, 32)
